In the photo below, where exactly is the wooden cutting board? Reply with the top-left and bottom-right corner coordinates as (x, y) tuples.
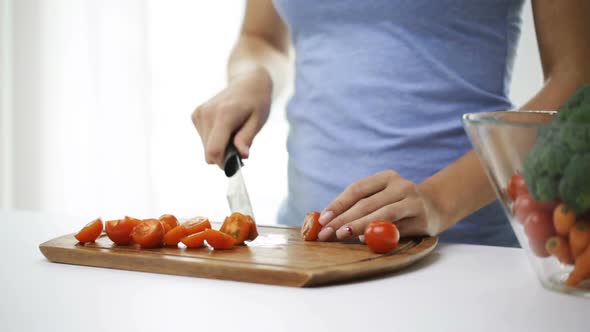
(39, 224), (437, 287)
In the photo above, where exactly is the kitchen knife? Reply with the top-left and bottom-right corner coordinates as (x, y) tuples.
(223, 141), (255, 219)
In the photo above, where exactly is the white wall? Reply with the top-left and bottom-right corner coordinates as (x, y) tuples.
(1, 0), (542, 225)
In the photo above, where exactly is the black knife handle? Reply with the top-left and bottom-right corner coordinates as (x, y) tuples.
(223, 141), (243, 178)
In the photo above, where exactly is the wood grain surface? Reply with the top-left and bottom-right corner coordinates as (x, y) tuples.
(39, 224), (437, 287)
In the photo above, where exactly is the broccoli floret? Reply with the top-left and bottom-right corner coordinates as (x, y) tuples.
(555, 84), (590, 122)
(559, 153), (590, 214)
(522, 84), (590, 210)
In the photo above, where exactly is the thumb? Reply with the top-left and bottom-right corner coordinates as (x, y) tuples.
(233, 115), (261, 159)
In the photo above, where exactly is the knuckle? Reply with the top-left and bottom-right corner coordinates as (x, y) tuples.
(348, 182), (364, 197)
(398, 180), (417, 195)
(332, 199), (347, 214)
(357, 199), (375, 216)
(383, 205), (398, 221)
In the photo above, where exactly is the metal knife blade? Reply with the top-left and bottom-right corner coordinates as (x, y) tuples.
(223, 142), (254, 219)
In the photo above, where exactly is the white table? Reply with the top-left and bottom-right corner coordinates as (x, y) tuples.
(0, 209), (587, 332)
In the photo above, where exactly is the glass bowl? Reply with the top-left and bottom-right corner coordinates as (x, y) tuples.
(463, 110), (590, 298)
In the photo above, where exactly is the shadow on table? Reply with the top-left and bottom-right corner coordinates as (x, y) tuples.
(315, 245), (444, 288)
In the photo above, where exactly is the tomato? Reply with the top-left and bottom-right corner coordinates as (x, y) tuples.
(507, 174), (528, 201)
(364, 221), (400, 254)
(75, 218), (104, 243)
(301, 211), (321, 241)
(513, 193), (557, 224)
(159, 214), (179, 230)
(163, 225), (188, 246)
(524, 211), (555, 257)
(181, 231), (207, 248)
(220, 212), (257, 245)
(203, 229), (235, 250)
(131, 219), (165, 249)
(105, 217), (141, 245)
(182, 217), (211, 235)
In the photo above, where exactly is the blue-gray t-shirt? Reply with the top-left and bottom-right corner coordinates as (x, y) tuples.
(272, 0), (524, 247)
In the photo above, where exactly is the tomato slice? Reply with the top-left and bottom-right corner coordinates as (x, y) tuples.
(364, 221), (400, 254)
(105, 217), (141, 245)
(75, 218), (104, 243)
(204, 229), (235, 250)
(182, 217), (211, 235)
(163, 225), (188, 246)
(220, 212), (256, 245)
(301, 211), (321, 241)
(159, 214), (179, 230)
(131, 219), (165, 248)
(181, 231), (208, 248)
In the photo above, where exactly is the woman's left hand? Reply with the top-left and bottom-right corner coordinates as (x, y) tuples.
(316, 170), (443, 241)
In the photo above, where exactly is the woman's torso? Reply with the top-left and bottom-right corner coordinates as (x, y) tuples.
(273, 0), (525, 246)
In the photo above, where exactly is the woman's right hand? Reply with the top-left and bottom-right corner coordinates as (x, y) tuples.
(191, 67), (273, 168)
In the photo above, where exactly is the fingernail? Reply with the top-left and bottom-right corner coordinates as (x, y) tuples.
(336, 225), (354, 240)
(359, 235), (365, 243)
(318, 210), (334, 226)
(317, 227), (334, 241)
(243, 145), (250, 156)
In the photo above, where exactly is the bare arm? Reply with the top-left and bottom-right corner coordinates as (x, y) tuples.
(192, 0), (289, 167)
(420, 0), (590, 232)
(228, 0), (289, 92)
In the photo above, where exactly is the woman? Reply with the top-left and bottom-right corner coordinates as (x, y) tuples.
(192, 0), (590, 246)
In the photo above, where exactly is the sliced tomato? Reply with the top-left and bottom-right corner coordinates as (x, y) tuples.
(131, 219), (165, 249)
(105, 217), (140, 245)
(75, 218), (104, 243)
(220, 212), (257, 245)
(301, 211), (321, 241)
(204, 229), (235, 250)
(364, 221), (400, 254)
(159, 214), (179, 230)
(163, 225), (188, 246)
(507, 174), (527, 201)
(181, 231), (208, 248)
(182, 217), (211, 235)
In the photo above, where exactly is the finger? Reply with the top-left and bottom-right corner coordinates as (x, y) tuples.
(191, 105), (212, 155)
(323, 189), (402, 234)
(394, 217), (428, 237)
(333, 198), (422, 240)
(206, 112), (243, 168)
(319, 171), (398, 226)
(233, 114), (261, 159)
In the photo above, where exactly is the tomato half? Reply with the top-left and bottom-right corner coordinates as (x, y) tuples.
(507, 174), (527, 201)
(181, 231), (208, 248)
(364, 221), (400, 254)
(220, 212), (257, 245)
(301, 211), (321, 241)
(163, 225), (188, 246)
(131, 219), (165, 249)
(159, 214), (179, 230)
(524, 211), (555, 257)
(182, 217), (211, 235)
(75, 218), (104, 243)
(204, 229), (235, 250)
(105, 217), (141, 245)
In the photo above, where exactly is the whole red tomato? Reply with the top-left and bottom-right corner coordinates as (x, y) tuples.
(364, 221), (400, 254)
(513, 193), (557, 224)
(524, 211), (555, 257)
